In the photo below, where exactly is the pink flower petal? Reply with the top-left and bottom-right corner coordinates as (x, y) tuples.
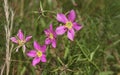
(73, 22), (82, 31)
(53, 32), (57, 38)
(10, 37), (18, 44)
(45, 38), (51, 45)
(44, 29), (49, 36)
(40, 45), (46, 53)
(68, 10), (76, 22)
(16, 46), (20, 52)
(27, 50), (36, 57)
(41, 54), (46, 62)
(25, 36), (32, 42)
(17, 29), (24, 40)
(49, 24), (53, 31)
(22, 45), (26, 53)
(52, 39), (56, 48)
(67, 29), (75, 41)
(32, 57), (41, 66)
(57, 13), (68, 23)
(34, 41), (41, 50)
(55, 26), (67, 35)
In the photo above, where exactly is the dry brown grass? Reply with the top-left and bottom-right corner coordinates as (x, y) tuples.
(0, 0), (14, 75)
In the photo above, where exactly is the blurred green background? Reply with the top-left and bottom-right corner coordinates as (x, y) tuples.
(0, 0), (120, 75)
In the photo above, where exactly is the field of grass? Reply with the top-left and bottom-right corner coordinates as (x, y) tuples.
(0, 0), (120, 75)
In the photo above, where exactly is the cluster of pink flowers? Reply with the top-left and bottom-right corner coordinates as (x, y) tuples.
(10, 10), (82, 66)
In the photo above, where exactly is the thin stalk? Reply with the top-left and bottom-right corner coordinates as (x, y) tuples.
(1, 0), (14, 75)
(76, 41), (101, 72)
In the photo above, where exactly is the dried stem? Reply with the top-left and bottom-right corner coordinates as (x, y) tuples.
(20, 0), (24, 18)
(2, 58), (30, 63)
(0, 64), (5, 75)
(0, 0), (14, 75)
(113, 50), (120, 64)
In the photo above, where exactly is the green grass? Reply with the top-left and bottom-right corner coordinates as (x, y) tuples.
(0, 0), (120, 75)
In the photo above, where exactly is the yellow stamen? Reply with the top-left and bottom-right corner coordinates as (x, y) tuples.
(37, 51), (42, 57)
(65, 21), (73, 29)
(18, 40), (25, 46)
(49, 33), (54, 39)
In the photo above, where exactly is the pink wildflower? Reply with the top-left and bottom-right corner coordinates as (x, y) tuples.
(44, 24), (57, 48)
(27, 41), (46, 66)
(10, 29), (32, 52)
(55, 10), (82, 41)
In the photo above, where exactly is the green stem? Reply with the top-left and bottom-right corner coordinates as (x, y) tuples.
(89, 61), (101, 72)
(76, 41), (89, 59)
(76, 41), (101, 72)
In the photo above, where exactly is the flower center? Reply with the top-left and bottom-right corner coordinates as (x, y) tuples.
(65, 21), (73, 29)
(37, 51), (42, 57)
(49, 33), (54, 39)
(18, 40), (25, 46)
